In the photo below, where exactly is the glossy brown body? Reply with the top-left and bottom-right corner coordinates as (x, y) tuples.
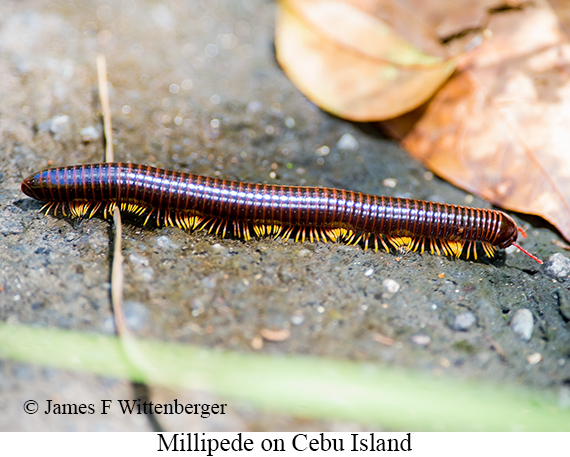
(21, 163), (520, 249)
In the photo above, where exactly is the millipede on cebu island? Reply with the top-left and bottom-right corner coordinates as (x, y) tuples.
(21, 162), (542, 264)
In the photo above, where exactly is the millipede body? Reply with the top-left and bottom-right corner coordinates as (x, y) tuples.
(20, 162), (542, 263)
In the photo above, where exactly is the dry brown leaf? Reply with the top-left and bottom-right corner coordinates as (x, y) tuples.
(548, 0), (570, 37)
(383, 0), (570, 242)
(275, 0), (455, 121)
(394, 0), (527, 39)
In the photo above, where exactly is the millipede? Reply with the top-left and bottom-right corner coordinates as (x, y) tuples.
(20, 162), (542, 263)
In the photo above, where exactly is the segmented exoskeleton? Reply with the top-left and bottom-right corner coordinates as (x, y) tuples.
(21, 163), (542, 263)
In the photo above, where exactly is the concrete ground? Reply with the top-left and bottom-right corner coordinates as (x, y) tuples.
(0, 0), (568, 431)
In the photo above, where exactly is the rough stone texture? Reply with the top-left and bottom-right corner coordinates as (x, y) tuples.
(545, 253), (570, 281)
(0, 0), (569, 431)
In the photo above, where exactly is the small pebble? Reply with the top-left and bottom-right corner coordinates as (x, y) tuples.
(290, 313), (305, 325)
(315, 145), (330, 156)
(511, 309), (533, 342)
(452, 312), (477, 331)
(410, 334), (431, 346)
(382, 178), (397, 188)
(363, 268), (374, 277)
(154, 235), (179, 251)
(80, 126), (101, 142)
(505, 245), (518, 255)
(545, 254), (570, 281)
(527, 352), (542, 365)
(38, 114), (71, 139)
(336, 133), (359, 151)
(210, 243), (227, 254)
(382, 278), (400, 294)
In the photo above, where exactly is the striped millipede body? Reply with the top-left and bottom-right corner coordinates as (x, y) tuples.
(20, 162), (542, 263)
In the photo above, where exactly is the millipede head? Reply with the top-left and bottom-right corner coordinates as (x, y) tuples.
(487, 214), (542, 264)
(494, 214), (519, 250)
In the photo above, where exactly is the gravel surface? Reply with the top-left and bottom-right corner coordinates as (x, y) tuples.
(0, 0), (569, 431)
